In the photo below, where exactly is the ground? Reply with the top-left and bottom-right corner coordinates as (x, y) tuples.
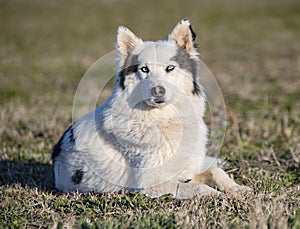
(0, 0), (299, 228)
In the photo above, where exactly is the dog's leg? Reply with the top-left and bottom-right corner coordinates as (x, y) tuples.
(140, 181), (221, 199)
(193, 167), (252, 193)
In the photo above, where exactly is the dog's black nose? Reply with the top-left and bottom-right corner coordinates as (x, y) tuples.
(151, 85), (166, 98)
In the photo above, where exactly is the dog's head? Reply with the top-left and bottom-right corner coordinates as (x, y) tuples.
(115, 19), (202, 108)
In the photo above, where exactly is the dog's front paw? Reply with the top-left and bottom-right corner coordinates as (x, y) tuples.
(175, 183), (222, 199)
(139, 182), (222, 199)
(139, 188), (164, 198)
(231, 184), (253, 192)
(226, 184), (253, 198)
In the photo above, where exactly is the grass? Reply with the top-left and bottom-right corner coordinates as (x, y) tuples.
(0, 0), (299, 228)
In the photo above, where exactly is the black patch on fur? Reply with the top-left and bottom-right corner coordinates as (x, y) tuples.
(171, 48), (203, 96)
(189, 24), (196, 41)
(181, 18), (197, 48)
(71, 169), (84, 185)
(119, 55), (139, 89)
(184, 179), (192, 183)
(69, 125), (75, 141)
(188, 24), (200, 51)
(52, 125), (74, 160)
(52, 139), (63, 160)
(192, 80), (202, 96)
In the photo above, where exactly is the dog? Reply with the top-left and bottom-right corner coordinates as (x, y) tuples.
(52, 19), (250, 198)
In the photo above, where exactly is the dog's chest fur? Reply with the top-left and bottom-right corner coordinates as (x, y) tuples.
(101, 97), (185, 168)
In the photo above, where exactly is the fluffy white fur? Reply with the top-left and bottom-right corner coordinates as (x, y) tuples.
(53, 19), (250, 198)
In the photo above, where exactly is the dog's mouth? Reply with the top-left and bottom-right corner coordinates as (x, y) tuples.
(145, 98), (167, 108)
(154, 98), (165, 104)
(129, 98), (168, 109)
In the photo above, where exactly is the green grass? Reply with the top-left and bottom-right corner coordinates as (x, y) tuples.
(0, 0), (300, 228)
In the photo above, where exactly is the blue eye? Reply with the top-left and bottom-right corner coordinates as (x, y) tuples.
(166, 65), (175, 72)
(141, 66), (150, 73)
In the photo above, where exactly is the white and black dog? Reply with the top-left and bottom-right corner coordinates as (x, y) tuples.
(52, 19), (250, 198)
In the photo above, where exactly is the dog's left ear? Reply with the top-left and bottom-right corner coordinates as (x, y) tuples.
(169, 18), (197, 54)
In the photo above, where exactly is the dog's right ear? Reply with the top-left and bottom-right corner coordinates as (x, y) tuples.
(116, 26), (142, 66)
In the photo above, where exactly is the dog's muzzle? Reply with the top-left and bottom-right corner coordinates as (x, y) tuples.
(151, 85), (166, 104)
(126, 80), (172, 108)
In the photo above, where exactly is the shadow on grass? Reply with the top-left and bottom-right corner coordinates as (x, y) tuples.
(0, 160), (55, 191)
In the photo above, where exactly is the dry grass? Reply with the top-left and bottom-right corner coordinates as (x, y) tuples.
(0, 0), (299, 228)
